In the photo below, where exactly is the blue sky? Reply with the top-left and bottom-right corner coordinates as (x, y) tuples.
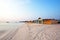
(0, 0), (60, 21)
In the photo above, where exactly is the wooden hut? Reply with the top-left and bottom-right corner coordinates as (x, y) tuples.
(43, 19), (58, 24)
(38, 17), (43, 24)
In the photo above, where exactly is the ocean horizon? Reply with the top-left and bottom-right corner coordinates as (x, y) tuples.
(0, 23), (24, 31)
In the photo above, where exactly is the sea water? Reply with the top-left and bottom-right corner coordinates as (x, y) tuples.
(0, 23), (24, 31)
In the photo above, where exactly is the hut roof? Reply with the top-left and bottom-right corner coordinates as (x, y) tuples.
(38, 17), (41, 19)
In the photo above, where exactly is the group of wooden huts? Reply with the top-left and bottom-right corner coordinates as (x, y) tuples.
(25, 17), (60, 24)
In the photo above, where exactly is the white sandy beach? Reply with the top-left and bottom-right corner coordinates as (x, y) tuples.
(0, 31), (6, 36)
(0, 23), (60, 40)
(12, 24), (60, 40)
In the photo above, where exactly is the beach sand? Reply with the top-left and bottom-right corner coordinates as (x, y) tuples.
(11, 23), (60, 40)
(0, 31), (6, 36)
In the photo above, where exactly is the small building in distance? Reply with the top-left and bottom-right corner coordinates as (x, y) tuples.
(43, 19), (58, 24)
(33, 17), (43, 24)
(38, 17), (43, 24)
(6, 21), (10, 23)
